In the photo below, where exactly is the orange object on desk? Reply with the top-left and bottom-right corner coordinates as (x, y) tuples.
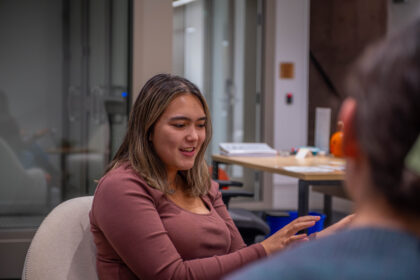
(330, 121), (344, 157)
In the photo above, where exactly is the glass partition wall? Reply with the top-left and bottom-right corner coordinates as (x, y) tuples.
(0, 0), (130, 277)
(173, 0), (264, 198)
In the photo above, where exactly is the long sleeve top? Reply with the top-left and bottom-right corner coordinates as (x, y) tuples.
(89, 163), (266, 280)
(227, 227), (420, 280)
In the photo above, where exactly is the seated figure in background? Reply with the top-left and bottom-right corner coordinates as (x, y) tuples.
(0, 91), (57, 213)
(227, 18), (420, 280)
(0, 91), (57, 182)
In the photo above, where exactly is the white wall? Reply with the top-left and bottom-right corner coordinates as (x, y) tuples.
(271, 0), (312, 209)
(273, 0), (309, 152)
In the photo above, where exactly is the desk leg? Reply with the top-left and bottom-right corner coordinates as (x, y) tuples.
(324, 194), (332, 226)
(298, 180), (309, 217)
(212, 160), (219, 179)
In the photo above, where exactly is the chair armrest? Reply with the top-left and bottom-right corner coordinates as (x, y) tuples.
(220, 189), (254, 207)
(221, 189), (254, 198)
(214, 179), (253, 207)
(214, 179), (243, 188)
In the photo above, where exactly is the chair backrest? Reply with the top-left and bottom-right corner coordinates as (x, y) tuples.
(22, 196), (98, 280)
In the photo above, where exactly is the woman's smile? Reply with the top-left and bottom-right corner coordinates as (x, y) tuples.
(179, 147), (196, 156)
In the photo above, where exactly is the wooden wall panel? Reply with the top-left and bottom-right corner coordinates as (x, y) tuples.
(308, 0), (387, 146)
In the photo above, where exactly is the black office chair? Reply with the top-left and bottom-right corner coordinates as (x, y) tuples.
(214, 178), (270, 245)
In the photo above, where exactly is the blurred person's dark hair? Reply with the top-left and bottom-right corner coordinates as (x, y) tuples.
(346, 19), (420, 215)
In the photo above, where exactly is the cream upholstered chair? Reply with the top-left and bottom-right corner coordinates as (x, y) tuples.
(22, 196), (98, 280)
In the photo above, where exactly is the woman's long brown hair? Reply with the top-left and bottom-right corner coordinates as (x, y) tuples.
(106, 73), (213, 196)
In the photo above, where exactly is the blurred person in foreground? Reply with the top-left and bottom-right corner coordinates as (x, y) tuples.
(227, 19), (420, 280)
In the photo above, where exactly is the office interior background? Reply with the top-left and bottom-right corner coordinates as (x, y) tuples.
(0, 0), (419, 278)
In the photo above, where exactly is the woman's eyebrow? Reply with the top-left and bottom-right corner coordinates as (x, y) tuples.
(169, 116), (207, 121)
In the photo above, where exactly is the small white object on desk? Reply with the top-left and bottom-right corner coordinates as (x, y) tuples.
(295, 148), (313, 159)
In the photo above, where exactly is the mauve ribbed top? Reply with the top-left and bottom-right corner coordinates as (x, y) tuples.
(90, 163), (266, 280)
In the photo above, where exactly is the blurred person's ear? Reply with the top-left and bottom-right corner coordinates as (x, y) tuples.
(339, 98), (360, 159)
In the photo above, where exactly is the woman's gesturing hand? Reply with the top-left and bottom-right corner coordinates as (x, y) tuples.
(260, 215), (320, 255)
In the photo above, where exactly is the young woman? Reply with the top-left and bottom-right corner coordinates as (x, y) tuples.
(90, 73), (349, 279)
(227, 19), (420, 280)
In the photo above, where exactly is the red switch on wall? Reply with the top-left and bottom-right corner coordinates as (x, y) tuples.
(286, 93), (293, 105)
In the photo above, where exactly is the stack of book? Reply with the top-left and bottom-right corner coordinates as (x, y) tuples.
(219, 143), (277, 157)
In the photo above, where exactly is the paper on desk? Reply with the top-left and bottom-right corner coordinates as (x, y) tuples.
(317, 164), (345, 171)
(283, 165), (344, 173)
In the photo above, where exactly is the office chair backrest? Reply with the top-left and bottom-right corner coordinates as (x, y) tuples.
(22, 196), (98, 280)
(209, 166), (270, 245)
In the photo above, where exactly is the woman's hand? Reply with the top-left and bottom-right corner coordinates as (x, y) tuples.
(260, 215), (320, 255)
(315, 213), (355, 239)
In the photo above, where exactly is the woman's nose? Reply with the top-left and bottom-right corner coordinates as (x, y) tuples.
(186, 127), (199, 141)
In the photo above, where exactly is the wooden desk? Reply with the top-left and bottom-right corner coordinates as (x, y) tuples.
(211, 154), (346, 225)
